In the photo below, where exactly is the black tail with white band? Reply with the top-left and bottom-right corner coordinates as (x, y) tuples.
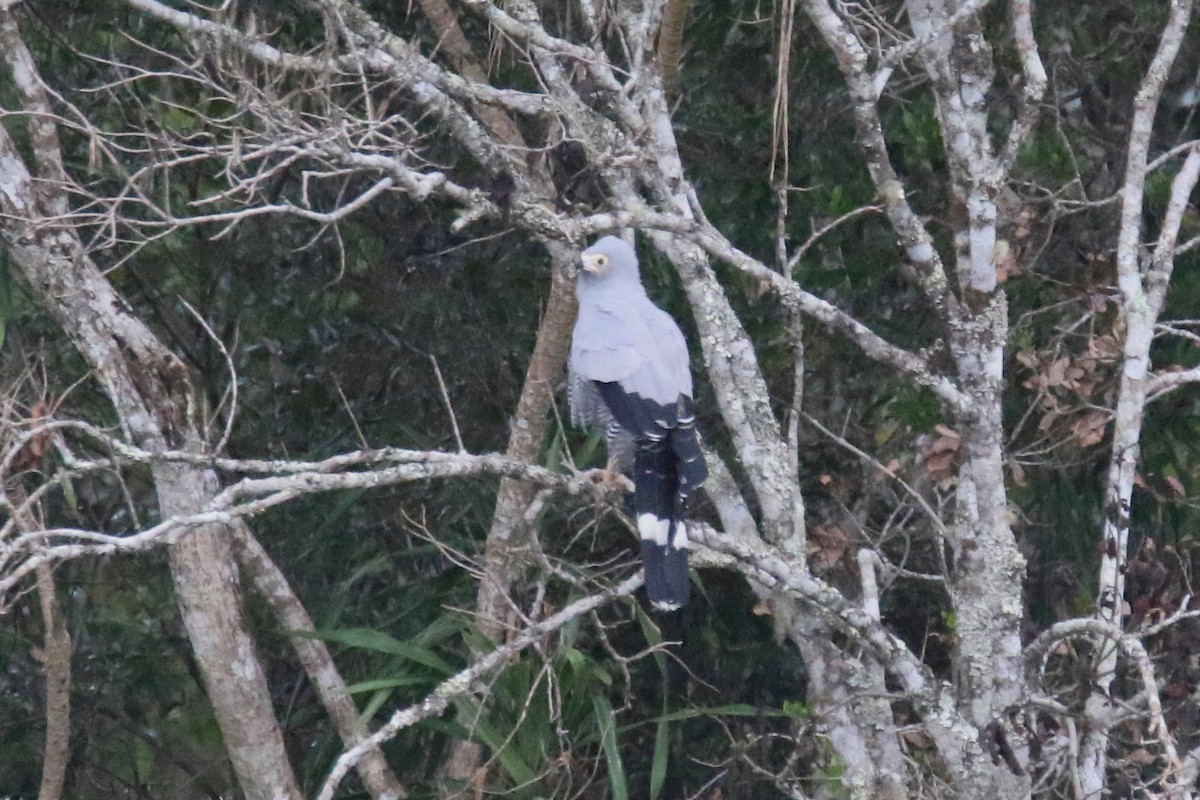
(596, 382), (706, 610)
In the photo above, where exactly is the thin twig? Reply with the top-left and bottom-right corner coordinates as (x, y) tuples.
(430, 354), (465, 452)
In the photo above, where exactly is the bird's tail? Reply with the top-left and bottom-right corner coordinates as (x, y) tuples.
(635, 417), (706, 611)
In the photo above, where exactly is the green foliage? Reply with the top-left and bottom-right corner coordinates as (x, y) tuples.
(1016, 126), (1084, 184)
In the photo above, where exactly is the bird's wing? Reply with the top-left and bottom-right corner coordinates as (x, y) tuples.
(569, 294), (652, 385)
(572, 294), (689, 402)
(619, 301), (692, 406)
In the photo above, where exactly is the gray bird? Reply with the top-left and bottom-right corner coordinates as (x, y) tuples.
(568, 236), (706, 610)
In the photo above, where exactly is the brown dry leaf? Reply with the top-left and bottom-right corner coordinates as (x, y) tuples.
(1052, 641), (1072, 656)
(925, 435), (960, 458)
(807, 524), (849, 571)
(1091, 335), (1122, 361)
(926, 451), (956, 473)
(1127, 748), (1157, 766)
(12, 399), (52, 472)
(1045, 357), (1070, 387)
(818, 474), (833, 486)
(1037, 409), (1060, 432)
(919, 427), (961, 486)
(1071, 411), (1109, 447)
(1009, 460), (1028, 487)
(1165, 475), (1187, 497)
(1013, 209), (1036, 241)
(933, 423), (960, 440)
(1015, 350), (1039, 370)
(752, 600), (773, 617)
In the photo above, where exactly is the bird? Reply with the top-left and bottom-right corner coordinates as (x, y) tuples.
(567, 235), (707, 610)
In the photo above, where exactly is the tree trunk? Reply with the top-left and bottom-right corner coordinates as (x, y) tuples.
(0, 13), (302, 797)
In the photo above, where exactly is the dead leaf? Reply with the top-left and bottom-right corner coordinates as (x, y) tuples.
(1071, 411), (1109, 447)
(1091, 335), (1122, 361)
(1045, 358), (1070, 387)
(995, 238), (1018, 283)
(933, 424), (960, 440)
(1127, 748), (1157, 766)
(11, 400), (52, 473)
(1165, 475), (1186, 497)
(926, 451), (956, 473)
(807, 524), (849, 572)
(1009, 460), (1028, 487)
(874, 418), (901, 445)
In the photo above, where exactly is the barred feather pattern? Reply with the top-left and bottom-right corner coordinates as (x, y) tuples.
(568, 372), (635, 473)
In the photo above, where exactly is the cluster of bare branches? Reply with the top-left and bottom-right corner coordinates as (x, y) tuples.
(4, 0), (1200, 798)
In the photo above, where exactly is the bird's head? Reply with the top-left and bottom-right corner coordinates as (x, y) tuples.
(579, 236), (640, 285)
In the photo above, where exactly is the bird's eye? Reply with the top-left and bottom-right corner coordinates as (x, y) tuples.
(597, 255), (608, 266)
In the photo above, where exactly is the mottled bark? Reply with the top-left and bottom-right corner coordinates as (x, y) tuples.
(657, 0), (692, 89)
(793, 615), (907, 800)
(34, 563), (70, 800)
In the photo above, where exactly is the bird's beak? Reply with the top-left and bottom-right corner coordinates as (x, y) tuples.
(580, 253), (602, 273)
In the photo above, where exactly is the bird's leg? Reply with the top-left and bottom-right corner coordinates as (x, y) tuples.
(582, 458), (634, 493)
(604, 453), (622, 485)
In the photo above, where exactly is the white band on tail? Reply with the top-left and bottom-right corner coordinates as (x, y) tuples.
(636, 513), (670, 546)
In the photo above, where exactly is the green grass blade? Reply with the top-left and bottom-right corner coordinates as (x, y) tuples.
(649, 714), (669, 800)
(292, 627), (456, 674)
(592, 695), (629, 800)
(344, 675), (433, 694)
